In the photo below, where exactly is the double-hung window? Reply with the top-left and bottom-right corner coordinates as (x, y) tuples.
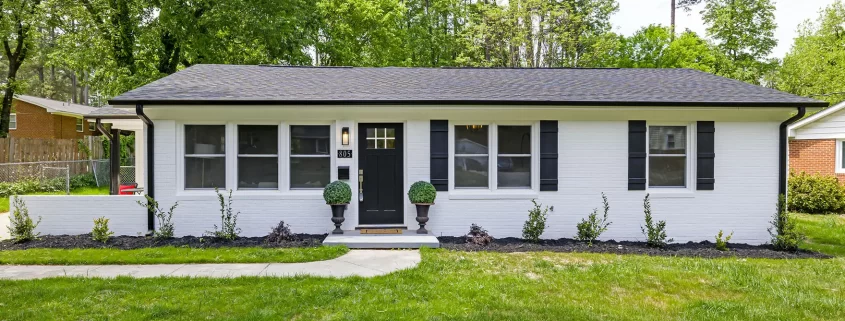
(238, 125), (278, 189)
(184, 125), (226, 189)
(76, 119), (84, 132)
(648, 125), (688, 188)
(454, 124), (533, 190)
(836, 140), (845, 173)
(290, 125), (331, 189)
(9, 114), (16, 130)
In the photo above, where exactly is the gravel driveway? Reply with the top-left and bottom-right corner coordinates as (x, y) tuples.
(0, 212), (9, 240)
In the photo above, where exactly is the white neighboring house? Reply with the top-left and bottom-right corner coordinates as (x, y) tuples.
(22, 66), (829, 244)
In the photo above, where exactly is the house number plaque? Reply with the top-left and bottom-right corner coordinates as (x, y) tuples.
(338, 150), (353, 158)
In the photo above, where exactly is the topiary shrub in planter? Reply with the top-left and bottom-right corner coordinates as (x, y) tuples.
(323, 181), (352, 234)
(408, 181), (437, 234)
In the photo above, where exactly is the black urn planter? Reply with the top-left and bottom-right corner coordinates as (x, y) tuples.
(330, 204), (347, 235)
(414, 204), (432, 234)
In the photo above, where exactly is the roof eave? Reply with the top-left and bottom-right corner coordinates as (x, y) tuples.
(108, 99), (831, 108)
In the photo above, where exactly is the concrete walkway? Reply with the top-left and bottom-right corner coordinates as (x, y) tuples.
(0, 212), (9, 241)
(0, 250), (420, 280)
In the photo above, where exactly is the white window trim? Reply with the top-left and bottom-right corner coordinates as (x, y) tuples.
(448, 121), (540, 200)
(646, 122), (696, 197)
(176, 121), (334, 197)
(288, 122), (335, 191)
(836, 140), (845, 174)
(235, 123), (280, 191)
(76, 118), (84, 132)
(9, 113), (16, 130)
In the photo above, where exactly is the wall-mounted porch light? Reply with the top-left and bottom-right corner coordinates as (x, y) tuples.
(341, 127), (350, 145)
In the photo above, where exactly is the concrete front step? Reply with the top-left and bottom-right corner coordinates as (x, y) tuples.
(323, 230), (440, 249)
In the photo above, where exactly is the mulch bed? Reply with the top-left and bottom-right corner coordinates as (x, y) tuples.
(0, 234), (326, 251)
(438, 237), (831, 259)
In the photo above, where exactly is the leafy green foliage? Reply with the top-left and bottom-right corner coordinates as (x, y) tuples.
(466, 223), (493, 246)
(522, 199), (551, 243)
(576, 193), (612, 246)
(701, 0), (778, 85)
(266, 221), (296, 244)
(206, 188), (241, 241)
(776, 0), (845, 104)
(91, 217), (114, 243)
(0, 173), (99, 198)
(770, 194), (806, 251)
(7, 197), (41, 243)
(323, 181), (351, 205)
(407, 181), (437, 204)
(715, 230), (733, 251)
(137, 195), (178, 240)
(787, 172), (845, 214)
(640, 194), (673, 248)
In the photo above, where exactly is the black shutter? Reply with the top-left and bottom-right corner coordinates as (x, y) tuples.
(628, 120), (647, 190)
(430, 120), (449, 191)
(540, 121), (559, 191)
(696, 121), (715, 190)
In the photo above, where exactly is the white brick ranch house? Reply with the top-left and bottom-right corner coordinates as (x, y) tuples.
(21, 66), (828, 245)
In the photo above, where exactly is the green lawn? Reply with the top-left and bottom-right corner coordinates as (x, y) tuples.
(794, 213), (845, 256)
(0, 246), (348, 265)
(0, 249), (843, 320)
(0, 186), (110, 212)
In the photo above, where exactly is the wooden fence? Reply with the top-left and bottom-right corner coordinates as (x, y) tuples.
(0, 136), (105, 163)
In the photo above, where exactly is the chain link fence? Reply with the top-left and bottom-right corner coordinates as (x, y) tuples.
(0, 159), (111, 187)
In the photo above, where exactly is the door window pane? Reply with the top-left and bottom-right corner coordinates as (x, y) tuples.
(291, 125), (330, 189)
(185, 125), (226, 189)
(455, 156), (489, 188)
(366, 127), (396, 149)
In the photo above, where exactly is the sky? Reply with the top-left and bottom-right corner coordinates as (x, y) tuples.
(610, 0), (837, 58)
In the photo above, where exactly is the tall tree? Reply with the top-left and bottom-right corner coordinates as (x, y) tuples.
(671, 0), (702, 36)
(701, 0), (777, 84)
(0, 0), (44, 137)
(614, 25), (716, 71)
(776, 0), (845, 105)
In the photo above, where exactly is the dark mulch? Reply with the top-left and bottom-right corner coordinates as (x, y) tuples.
(439, 237), (830, 259)
(0, 234), (327, 251)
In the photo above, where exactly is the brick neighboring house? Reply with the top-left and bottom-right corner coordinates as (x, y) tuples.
(10, 95), (99, 139)
(788, 101), (845, 181)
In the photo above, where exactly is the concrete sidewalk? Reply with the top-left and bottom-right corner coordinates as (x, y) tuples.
(0, 250), (420, 280)
(0, 212), (9, 240)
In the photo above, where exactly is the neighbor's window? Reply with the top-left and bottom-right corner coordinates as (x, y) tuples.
(9, 114), (16, 130)
(290, 125), (330, 189)
(497, 126), (531, 188)
(76, 119), (84, 132)
(455, 125), (489, 188)
(238, 125), (278, 189)
(648, 126), (687, 188)
(184, 125), (226, 189)
(837, 140), (845, 173)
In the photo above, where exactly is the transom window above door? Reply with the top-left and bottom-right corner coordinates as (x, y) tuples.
(366, 128), (396, 149)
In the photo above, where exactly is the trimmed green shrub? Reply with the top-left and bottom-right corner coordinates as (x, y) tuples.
(92, 217), (113, 243)
(7, 197), (40, 243)
(407, 181), (436, 204)
(522, 199), (551, 243)
(206, 188), (241, 241)
(323, 181), (351, 205)
(641, 194), (672, 248)
(770, 194), (805, 251)
(576, 193), (612, 246)
(715, 230), (733, 251)
(787, 172), (845, 214)
(137, 195), (178, 240)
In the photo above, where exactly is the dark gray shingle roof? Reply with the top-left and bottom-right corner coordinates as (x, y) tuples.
(85, 106), (136, 118)
(109, 65), (827, 107)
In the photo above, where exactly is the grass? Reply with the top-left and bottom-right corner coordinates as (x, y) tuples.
(0, 246), (349, 265)
(0, 249), (843, 320)
(0, 186), (110, 212)
(794, 213), (845, 256)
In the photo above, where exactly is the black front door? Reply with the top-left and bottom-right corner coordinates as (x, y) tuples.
(358, 123), (404, 225)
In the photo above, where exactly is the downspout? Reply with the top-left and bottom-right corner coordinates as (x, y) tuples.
(136, 104), (155, 232)
(779, 107), (806, 197)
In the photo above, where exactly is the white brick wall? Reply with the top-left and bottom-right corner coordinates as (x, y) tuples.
(147, 108), (780, 244)
(16, 195), (147, 236)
